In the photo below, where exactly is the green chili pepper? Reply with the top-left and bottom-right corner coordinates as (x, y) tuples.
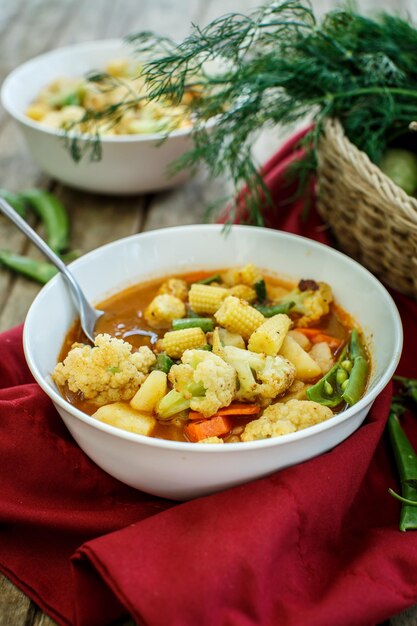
(254, 302), (295, 317)
(195, 274), (221, 285)
(21, 189), (69, 254)
(341, 329), (369, 406)
(152, 353), (174, 374)
(0, 189), (27, 217)
(387, 400), (417, 531)
(0, 250), (57, 284)
(254, 279), (267, 303)
(172, 317), (214, 332)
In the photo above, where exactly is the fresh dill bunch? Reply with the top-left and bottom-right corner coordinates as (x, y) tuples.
(70, 1), (417, 224)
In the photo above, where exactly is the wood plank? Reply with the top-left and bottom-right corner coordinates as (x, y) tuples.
(0, 576), (32, 626)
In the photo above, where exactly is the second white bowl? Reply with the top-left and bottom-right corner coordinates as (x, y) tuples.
(1, 39), (195, 194)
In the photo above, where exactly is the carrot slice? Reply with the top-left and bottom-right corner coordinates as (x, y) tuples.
(185, 415), (233, 442)
(296, 327), (327, 337)
(188, 403), (261, 421)
(311, 333), (343, 350)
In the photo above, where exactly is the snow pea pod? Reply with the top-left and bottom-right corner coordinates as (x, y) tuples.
(306, 347), (348, 408)
(387, 400), (417, 531)
(341, 329), (368, 406)
(21, 189), (69, 254)
(0, 189), (26, 217)
(0, 250), (57, 284)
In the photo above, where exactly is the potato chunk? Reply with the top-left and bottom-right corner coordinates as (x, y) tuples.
(93, 402), (156, 436)
(279, 335), (322, 380)
(130, 370), (167, 412)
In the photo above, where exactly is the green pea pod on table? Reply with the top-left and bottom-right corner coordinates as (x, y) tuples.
(0, 189), (27, 217)
(0, 250), (58, 284)
(387, 399), (417, 531)
(21, 189), (69, 254)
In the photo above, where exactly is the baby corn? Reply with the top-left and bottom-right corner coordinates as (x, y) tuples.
(189, 283), (228, 315)
(161, 327), (206, 358)
(214, 296), (264, 340)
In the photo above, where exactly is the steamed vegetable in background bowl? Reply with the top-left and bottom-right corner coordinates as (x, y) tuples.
(25, 57), (199, 137)
(53, 266), (369, 444)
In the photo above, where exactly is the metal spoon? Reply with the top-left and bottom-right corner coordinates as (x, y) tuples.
(0, 197), (103, 343)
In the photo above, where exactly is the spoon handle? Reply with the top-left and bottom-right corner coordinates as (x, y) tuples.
(0, 197), (99, 342)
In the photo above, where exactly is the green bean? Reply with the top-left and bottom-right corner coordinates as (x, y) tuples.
(387, 401), (417, 531)
(197, 344), (213, 351)
(195, 274), (221, 285)
(254, 302), (295, 316)
(21, 189), (69, 254)
(172, 317), (214, 332)
(152, 353), (174, 374)
(0, 189), (27, 217)
(254, 279), (267, 303)
(0, 250), (57, 284)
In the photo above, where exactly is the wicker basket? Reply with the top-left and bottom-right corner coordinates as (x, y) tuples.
(316, 118), (417, 298)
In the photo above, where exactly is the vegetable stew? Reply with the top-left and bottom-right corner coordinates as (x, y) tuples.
(54, 265), (369, 444)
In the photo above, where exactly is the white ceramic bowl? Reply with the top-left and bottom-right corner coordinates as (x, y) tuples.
(23, 225), (403, 500)
(1, 39), (195, 194)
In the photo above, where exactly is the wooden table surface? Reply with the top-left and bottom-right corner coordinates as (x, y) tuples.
(1, 1), (417, 625)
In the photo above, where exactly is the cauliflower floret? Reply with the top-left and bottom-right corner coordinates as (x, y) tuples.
(144, 294), (186, 328)
(52, 333), (156, 406)
(221, 345), (296, 404)
(167, 349), (237, 418)
(241, 399), (333, 441)
(157, 278), (189, 301)
(280, 379), (309, 402)
(297, 282), (333, 327)
(273, 280), (334, 327)
(157, 349), (237, 418)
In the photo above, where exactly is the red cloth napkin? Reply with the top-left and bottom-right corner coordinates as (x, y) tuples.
(2, 133), (417, 626)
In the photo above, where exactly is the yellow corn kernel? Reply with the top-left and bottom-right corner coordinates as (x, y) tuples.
(248, 314), (292, 356)
(214, 296), (264, 340)
(188, 284), (228, 315)
(161, 327), (206, 358)
(229, 284), (257, 303)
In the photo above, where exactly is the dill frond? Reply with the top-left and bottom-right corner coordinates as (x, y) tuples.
(66, 1), (417, 224)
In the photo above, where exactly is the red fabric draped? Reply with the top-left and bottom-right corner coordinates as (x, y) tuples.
(1, 130), (417, 626)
